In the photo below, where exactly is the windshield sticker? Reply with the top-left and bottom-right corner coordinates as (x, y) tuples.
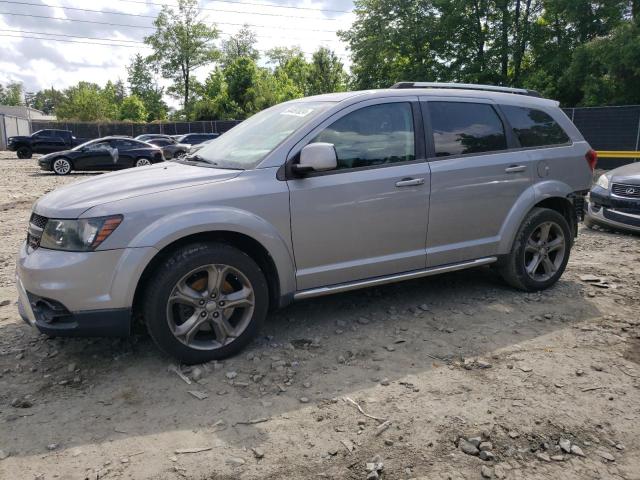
(280, 106), (314, 117)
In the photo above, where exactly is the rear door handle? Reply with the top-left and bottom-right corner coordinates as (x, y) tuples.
(505, 165), (527, 173)
(395, 177), (425, 187)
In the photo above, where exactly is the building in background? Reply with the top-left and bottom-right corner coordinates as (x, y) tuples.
(0, 105), (54, 150)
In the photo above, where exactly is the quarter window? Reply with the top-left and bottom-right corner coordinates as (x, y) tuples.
(501, 105), (570, 147)
(429, 102), (507, 157)
(312, 102), (415, 170)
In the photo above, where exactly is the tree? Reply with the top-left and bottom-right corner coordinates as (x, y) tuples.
(127, 53), (168, 121)
(221, 26), (259, 65)
(56, 82), (119, 121)
(144, 0), (219, 117)
(0, 82), (23, 105)
(25, 88), (64, 115)
(120, 95), (148, 121)
(306, 47), (347, 95)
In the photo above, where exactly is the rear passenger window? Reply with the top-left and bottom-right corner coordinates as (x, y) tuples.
(312, 102), (415, 170)
(501, 105), (570, 147)
(429, 102), (507, 157)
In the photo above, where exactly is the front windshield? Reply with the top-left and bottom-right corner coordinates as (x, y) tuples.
(193, 101), (333, 169)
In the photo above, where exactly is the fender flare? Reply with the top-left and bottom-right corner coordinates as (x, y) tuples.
(121, 206), (297, 304)
(497, 180), (575, 254)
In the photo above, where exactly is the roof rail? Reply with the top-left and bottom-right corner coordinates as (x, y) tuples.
(390, 82), (542, 98)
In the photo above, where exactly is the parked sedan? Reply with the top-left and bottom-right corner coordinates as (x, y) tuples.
(135, 134), (174, 142)
(150, 133), (220, 159)
(585, 162), (640, 233)
(38, 137), (164, 175)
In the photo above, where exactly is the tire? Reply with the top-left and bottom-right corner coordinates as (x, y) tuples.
(135, 157), (152, 167)
(52, 157), (72, 175)
(16, 146), (32, 159)
(142, 242), (269, 364)
(498, 207), (572, 292)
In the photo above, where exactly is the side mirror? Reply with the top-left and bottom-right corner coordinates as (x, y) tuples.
(292, 143), (337, 175)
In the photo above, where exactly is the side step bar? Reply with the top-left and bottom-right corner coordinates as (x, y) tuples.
(294, 257), (497, 300)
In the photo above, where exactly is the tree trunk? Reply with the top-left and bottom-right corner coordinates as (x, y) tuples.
(513, 0), (532, 85)
(472, 0), (486, 76)
(499, 1), (509, 83)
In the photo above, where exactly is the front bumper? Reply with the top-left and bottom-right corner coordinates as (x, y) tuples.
(16, 242), (157, 336)
(586, 187), (640, 232)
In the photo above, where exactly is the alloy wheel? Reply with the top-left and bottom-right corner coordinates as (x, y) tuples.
(53, 158), (71, 175)
(166, 264), (255, 351)
(136, 158), (152, 167)
(523, 221), (566, 282)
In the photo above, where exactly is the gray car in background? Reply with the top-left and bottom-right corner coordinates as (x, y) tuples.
(16, 83), (594, 363)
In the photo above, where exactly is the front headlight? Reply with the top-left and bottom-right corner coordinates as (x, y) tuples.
(596, 174), (610, 190)
(40, 215), (123, 251)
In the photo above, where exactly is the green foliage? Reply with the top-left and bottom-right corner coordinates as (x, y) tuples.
(306, 47), (348, 95)
(221, 26), (259, 66)
(56, 82), (121, 121)
(127, 54), (169, 121)
(120, 95), (148, 122)
(342, 0), (639, 106)
(25, 88), (64, 114)
(0, 82), (23, 106)
(144, 0), (219, 116)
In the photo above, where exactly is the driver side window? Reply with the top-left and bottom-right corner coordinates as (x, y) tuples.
(311, 102), (415, 171)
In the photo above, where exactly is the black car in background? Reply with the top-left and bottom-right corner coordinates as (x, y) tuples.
(586, 162), (640, 234)
(38, 137), (164, 175)
(8, 129), (82, 158)
(147, 133), (220, 159)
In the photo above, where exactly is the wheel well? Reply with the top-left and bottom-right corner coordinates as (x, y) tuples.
(132, 231), (281, 319)
(534, 197), (576, 237)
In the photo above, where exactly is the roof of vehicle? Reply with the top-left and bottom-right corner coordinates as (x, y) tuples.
(297, 84), (560, 108)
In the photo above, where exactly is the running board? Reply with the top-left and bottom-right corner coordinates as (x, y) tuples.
(293, 257), (498, 300)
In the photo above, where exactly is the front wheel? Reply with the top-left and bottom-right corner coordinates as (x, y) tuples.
(142, 243), (269, 364)
(16, 146), (32, 159)
(52, 158), (72, 175)
(498, 208), (572, 291)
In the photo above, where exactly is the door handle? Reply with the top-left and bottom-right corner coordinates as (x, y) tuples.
(505, 165), (526, 173)
(395, 177), (425, 187)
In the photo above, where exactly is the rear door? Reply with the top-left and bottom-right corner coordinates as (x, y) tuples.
(421, 97), (533, 267)
(288, 97), (431, 290)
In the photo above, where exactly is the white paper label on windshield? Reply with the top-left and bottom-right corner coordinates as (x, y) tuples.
(280, 106), (314, 117)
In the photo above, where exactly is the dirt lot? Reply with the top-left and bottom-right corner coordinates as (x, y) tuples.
(0, 152), (639, 480)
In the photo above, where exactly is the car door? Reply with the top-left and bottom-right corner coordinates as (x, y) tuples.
(31, 131), (52, 153)
(421, 97), (533, 267)
(287, 97), (431, 291)
(77, 140), (114, 170)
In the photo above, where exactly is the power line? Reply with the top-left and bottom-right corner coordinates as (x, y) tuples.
(1, 32), (348, 57)
(0, 11), (342, 33)
(0, 0), (342, 21)
(0, 27), (337, 43)
(113, 0), (352, 14)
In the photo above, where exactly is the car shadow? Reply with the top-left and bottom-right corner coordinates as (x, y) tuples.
(0, 266), (601, 458)
(28, 172), (104, 177)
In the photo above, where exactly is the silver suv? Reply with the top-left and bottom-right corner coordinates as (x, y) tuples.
(16, 83), (595, 363)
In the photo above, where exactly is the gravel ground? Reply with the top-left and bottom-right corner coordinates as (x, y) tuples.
(0, 151), (639, 480)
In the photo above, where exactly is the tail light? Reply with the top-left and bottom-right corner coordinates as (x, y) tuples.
(585, 149), (597, 172)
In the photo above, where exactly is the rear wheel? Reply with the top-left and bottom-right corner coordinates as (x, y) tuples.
(16, 146), (32, 159)
(52, 158), (72, 175)
(135, 157), (152, 167)
(143, 243), (268, 364)
(498, 208), (571, 291)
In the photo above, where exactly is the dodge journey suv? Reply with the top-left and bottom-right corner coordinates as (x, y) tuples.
(16, 83), (595, 363)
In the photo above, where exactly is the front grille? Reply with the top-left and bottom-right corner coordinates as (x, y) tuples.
(27, 213), (49, 250)
(612, 183), (640, 199)
(30, 212), (48, 229)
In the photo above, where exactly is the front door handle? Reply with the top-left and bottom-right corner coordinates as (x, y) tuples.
(505, 165), (527, 173)
(395, 177), (425, 187)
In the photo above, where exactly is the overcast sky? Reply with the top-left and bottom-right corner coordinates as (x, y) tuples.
(0, 0), (354, 97)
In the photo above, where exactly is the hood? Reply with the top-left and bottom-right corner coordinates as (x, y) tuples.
(40, 150), (71, 162)
(8, 135), (30, 142)
(609, 162), (640, 185)
(33, 161), (242, 218)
